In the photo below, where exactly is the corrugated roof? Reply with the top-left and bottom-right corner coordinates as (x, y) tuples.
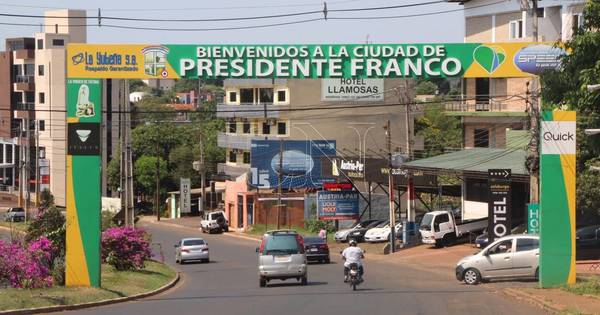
(403, 148), (528, 175)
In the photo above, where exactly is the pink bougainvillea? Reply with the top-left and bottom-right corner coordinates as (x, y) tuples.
(0, 236), (55, 288)
(101, 227), (152, 270)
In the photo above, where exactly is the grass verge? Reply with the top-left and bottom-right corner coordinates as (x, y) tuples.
(0, 220), (28, 233)
(562, 276), (600, 297)
(245, 224), (335, 242)
(0, 260), (176, 312)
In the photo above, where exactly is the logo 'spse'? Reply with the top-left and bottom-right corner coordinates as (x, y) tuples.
(514, 45), (566, 74)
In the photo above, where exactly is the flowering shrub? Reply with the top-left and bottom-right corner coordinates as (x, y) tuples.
(101, 227), (152, 270)
(0, 237), (55, 288)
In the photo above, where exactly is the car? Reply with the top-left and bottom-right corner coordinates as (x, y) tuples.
(334, 219), (382, 242)
(257, 230), (307, 287)
(576, 225), (600, 260)
(4, 207), (25, 222)
(346, 220), (386, 243)
(475, 224), (527, 248)
(303, 236), (330, 263)
(456, 234), (539, 285)
(175, 238), (209, 264)
(364, 221), (402, 243)
(201, 211), (229, 233)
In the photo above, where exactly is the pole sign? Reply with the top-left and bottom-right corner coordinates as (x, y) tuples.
(180, 178), (191, 214)
(540, 111), (577, 288)
(527, 204), (540, 235)
(487, 169), (511, 243)
(317, 190), (359, 220)
(67, 43), (565, 79)
(66, 79), (102, 287)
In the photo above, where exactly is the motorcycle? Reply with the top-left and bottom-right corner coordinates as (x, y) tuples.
(347, 263), (361, 291)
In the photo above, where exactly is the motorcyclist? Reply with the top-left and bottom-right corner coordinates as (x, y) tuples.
(341, 239), (364, 282)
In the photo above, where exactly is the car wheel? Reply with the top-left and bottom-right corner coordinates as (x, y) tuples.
(180, 260), (185, 265)
(203, 258), (209, 263)
(535, 268), (539, 280)
(325, 258), (331, 264)
(301, 276), (308, 286)
(224, 226), (229, 232)
(463, 268), (481, 285)
(259, 278), (267, 287)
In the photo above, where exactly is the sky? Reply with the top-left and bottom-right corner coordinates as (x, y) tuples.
(0, 0), (465, 49)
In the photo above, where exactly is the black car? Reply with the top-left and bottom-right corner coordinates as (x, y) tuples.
(475, 224), (527, 248)
(576, 225), (600, 260)
(347, 220), (385, 243)
(304, 236), (330, 263)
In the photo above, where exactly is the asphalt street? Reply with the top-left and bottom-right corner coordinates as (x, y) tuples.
(55, 222), (547, 315)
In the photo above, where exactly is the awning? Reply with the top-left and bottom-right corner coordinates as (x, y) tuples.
(402, 148), (529, 182)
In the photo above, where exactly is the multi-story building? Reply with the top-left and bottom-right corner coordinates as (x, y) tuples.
(447, 0), (585, 148)
(216, 78), (421, 179)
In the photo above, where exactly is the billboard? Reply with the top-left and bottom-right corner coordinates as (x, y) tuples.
(250, 140), (336, 189)
(317, 191), (360, 220)
(540, 111), (576, 288)
(180, 178), (191, 214)
(321, 78), (384, 101)
(67, 43), (565, 79)
(487, 169), (511, 243)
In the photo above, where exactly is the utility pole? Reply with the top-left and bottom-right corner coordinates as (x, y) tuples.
(34, 120), (39, 207)
(529, 0), (540, 204)
(403, 83), (415, 238)
(17, 121), (22, 209)
(198, 79), (206, 215)
(155, 139), (160, 222)
(385, 120), (395, 253)
(24, 117), (30, 219)
(277, 138), (283, 230)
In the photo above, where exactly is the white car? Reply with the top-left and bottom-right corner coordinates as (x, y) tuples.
(334, 219), (382, 242)
(364, 222), (402, 243)
(175, 238), (209, 264)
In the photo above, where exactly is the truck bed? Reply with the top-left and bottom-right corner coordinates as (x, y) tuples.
(455, 217), (487, 237)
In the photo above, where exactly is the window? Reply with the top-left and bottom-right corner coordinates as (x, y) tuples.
(24, 92), (34, 103)
(38, 65), (44, 76)
(277, 90), (287, 103)
(183, 239), (205, 246)
(24, 64), (34, 76)
(240, 88), (254, 103)
(466, 179), (488, 203)
(38, 92), (45, 104)
(229, 151), (237, 163)
(243, 122), (251, 134)
(277, 122), (286, 135)
(228, 91), (237, 103)
(243, 152), (250, 164)
(37, 39), (43, 50)
(38, 120), (45, 131)
(516, 238), (539, 252)
(262, 123), (271, 135)
(488, 239), (513, 255)
(474, 129), (489, 148)
(52, 39), (64, 46)
(573, 14), (584, 31)
(509, 20), (524, 39)
(536, 8), (545, 18)
(259, 88), (273, 104)
(228, 121), (237, 133)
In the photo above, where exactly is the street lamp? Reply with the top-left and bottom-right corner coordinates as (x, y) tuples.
(584, 129), (600, 136)
(587, 84), (600, 92)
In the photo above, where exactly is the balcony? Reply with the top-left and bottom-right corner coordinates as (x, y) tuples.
(217, 133), (280, 151)
(14, 49), (34, 60)
(217, 163), (250, 179)
(14, 76), (34, 91)
(216, 104), (289, 119)
(444, 99), (528, 118)
(14, 102), (34, 111)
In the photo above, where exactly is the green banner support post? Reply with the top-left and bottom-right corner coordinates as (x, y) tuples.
(65, 79), (102, 287)
(527, 204), (540, 235)
(539, 111), (576, 288)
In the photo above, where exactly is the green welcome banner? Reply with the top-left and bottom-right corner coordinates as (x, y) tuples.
(539, 111), (576, 288)
(65, 79), (102, 287)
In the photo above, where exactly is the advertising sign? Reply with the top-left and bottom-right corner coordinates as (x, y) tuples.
(250, 140), (336, 189)
(67, 43), (565, 79)
(180, 178), (191, 214)
(487, 169), (512, 243)
(528, 204), (540, 235)
(321, 78), (384, 101)
(317, 190), (360, 220)
(39, 159), (50, 191)
(331, 157), (365, 179)
(540, 111), (577, 287)
(65, 78), (102, 287)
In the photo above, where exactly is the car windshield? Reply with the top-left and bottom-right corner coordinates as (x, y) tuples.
(183, 239), (205, 246)
(303, 237), (325, 245)
(211, 213), (224, 220)
(264, 235), (300, 255)
(375, 221), (389, 228)
(11, 208), (24, 212)
(421, 213), (434, 229)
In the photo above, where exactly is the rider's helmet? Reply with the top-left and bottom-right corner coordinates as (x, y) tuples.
(349, 239), (357, 246)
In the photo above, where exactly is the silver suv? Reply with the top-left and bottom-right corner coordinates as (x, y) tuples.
(456, 234), (539, 285)
(257, 230), (307, 287)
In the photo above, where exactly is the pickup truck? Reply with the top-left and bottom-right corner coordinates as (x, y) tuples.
(419, 210), (487, 247)
(200, 211), (229, 233)
(4, 207), (25, 222)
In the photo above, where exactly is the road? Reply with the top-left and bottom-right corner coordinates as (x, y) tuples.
(57, 222), (546, 315)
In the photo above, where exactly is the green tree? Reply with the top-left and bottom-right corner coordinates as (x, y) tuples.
(134, 155), (168, 197)
(107, 154), (120, 192)
(169, 145), (200, 184)
(129, 79), (147, 92)
(414, 102), (462, 158)
(174, 78), (199, 93)
(415, 81), (438, 95)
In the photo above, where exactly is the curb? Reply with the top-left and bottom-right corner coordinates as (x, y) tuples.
(221, 231), (261, 242)
(502, 288), (562, 314)
(0, 265), (180, 315)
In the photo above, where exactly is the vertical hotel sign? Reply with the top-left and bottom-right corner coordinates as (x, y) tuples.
(540, 111), (576, 288)
(66, 79), (102, 287)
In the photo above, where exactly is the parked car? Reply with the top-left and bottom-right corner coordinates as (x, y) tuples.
(257, 230), (307, 287)
(175, 238), (209, 264)
(303, 236), (330, 263)
(4, 207), (25, 222)
(576, 225), (600, 260)
(201, 211), (229, 233)
(334, 219), (381, 242)
(420, 210), (487, 247)
(364, 221), (402, 243)
(455, 234), (539, 285)
(346, 220), (386, 243)
(475, 224), (527, 248)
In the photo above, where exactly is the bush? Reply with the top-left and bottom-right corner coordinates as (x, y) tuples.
(0, 237), (55, 288)
(26, 206), (66, 255)
(101, 211), (117, 231)
(304, 217), (336, 234)
(101, 227), (152, 271)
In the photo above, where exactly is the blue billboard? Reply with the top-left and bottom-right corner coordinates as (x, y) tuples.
(250, 140), (336, 189)
(317, 191), (360, 220)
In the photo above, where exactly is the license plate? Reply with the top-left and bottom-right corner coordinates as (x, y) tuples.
(275, 255), (291, 262)
(476, 244), (481, 248)
(310, 248), (318, 252)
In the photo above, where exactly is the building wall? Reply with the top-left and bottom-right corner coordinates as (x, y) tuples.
(465, 15), (492, 42)
(0, 52), (12, 139)
(43, 10), (86, 43)
(224, 180), (247, 230)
